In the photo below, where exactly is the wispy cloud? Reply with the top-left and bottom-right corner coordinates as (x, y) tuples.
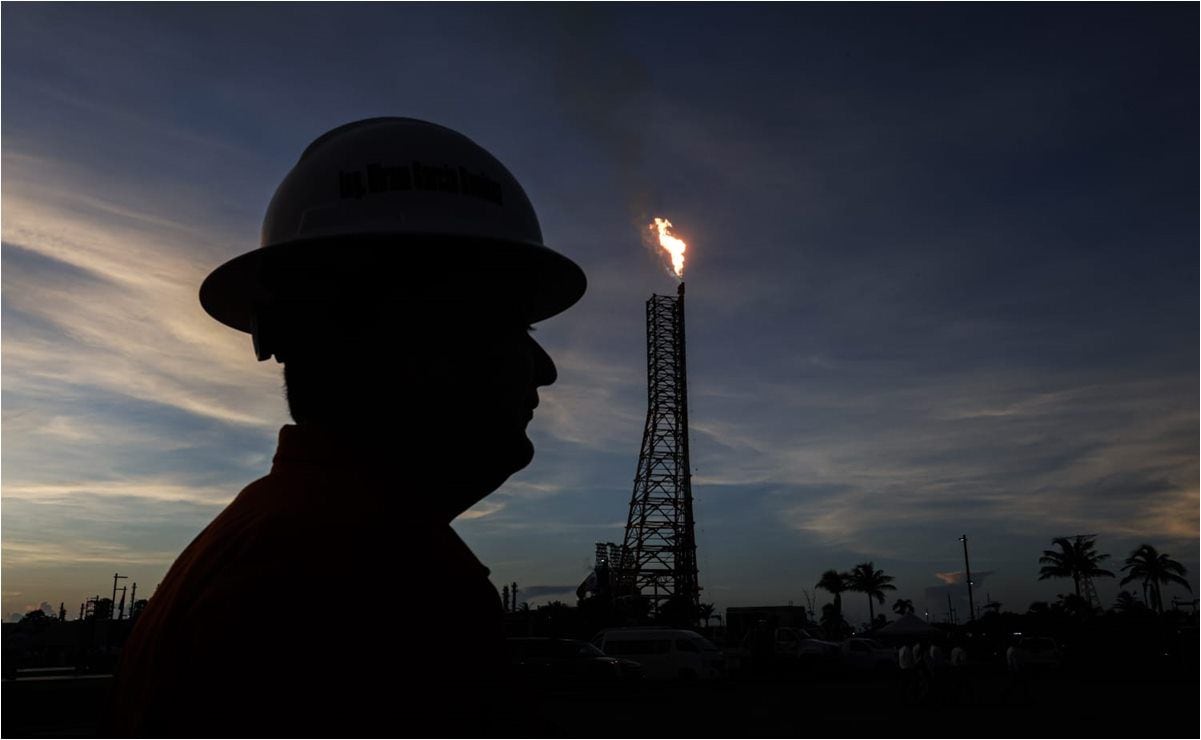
(688, 372), (1197, 554)
(459, 500), (506, 521)
(934, 570), (994, 586)
(2, 480), (235, 506)
(2, 539), (179, 568)
(2, 180), (287, 429)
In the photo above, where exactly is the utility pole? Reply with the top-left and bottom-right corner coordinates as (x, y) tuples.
(111, 572), (128, 619)
(959, 535), (975, 623)
(129, 583), (137, 615)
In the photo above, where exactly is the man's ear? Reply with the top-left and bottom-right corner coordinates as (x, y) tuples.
(250, 303), (278, 362)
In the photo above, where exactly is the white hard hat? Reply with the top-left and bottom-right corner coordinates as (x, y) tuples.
(199, 117), (586, 359)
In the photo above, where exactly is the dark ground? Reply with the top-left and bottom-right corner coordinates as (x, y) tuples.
(3, 673), (115, 738)
(531, 672), (1198, 737)
(3, 668), (1197, 737)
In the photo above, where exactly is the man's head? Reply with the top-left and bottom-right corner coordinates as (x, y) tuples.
(198, 118), (585, 518)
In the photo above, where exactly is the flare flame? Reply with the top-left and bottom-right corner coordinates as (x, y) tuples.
(650, 217), (686, 279)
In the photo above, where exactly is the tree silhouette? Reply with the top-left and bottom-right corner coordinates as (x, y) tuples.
(1055, 592), (1092, 618)
(656, 595), (695, 627)
(1037, 536), (1114, 599)
(698, 602), (716, 628)
(91, 598), (114, 621)
(19, 609), (51, 625)
(892, 598), (914, 616)
(816, 570), (849, 625)
(1120, 544), (1190, 614)
(1112, 590), (1147, 614)
(846, 562), (896, 624)
(819, 603), (849, 641)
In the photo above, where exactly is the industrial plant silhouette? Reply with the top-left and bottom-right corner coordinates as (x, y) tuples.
(5, 533), (1196, 737)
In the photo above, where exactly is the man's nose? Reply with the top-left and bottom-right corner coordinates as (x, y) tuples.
(529, 336), (557, 387)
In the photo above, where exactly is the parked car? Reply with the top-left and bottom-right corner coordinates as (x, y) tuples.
(592, 628), (724, 681)
(1008, 636), (1062, 672)
(775, 627), (840, 661)
(507, 638), (643, 685)
(724, 626), (838, 675)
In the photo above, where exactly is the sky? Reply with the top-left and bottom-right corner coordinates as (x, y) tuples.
(2, 4), (1197, 624)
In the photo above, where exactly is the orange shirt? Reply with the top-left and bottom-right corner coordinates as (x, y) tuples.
(111, 425), (509, 736)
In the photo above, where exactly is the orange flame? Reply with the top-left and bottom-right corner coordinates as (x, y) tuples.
(650, 217), (686, 278)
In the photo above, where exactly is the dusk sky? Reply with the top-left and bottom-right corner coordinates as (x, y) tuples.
(3, 4), (1197, 623)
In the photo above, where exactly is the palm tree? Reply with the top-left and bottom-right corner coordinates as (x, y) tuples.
(1120, 544), (1190, 614)
(892, 598), (914, 616)
(1037, 535), (1114, 599)
(846, 562), (896, 624)
(816, 570), (849, 622)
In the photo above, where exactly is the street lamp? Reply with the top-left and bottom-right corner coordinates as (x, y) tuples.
(959, 535), (975, 623)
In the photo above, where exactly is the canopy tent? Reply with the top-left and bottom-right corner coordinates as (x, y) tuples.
(874, 614), (939, 638)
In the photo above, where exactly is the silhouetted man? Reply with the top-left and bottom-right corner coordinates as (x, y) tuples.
(111, 118), (586, 737)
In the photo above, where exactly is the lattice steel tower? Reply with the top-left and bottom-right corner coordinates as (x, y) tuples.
(619, 282), (700, 618)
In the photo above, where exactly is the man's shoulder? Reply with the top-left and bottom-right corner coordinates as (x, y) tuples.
(149, 477), (327, 610)
(159, 472), (486, 606)
(185, 477), (308, 557)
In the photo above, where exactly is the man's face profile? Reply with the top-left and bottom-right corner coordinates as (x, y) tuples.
(410, 307), (556, 473)
(377, 302), (558, 515)
(284, 295), (557, 514)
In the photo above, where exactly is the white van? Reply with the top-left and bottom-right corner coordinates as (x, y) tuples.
(593, 628), (724, 681)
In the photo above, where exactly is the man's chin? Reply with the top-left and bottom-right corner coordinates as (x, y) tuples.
(440, 435), (534, 520)
(485, 436), (535, 488)
(512, 434), (535, 471)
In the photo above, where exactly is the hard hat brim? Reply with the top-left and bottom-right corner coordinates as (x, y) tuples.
(199, 235), (587, 334)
